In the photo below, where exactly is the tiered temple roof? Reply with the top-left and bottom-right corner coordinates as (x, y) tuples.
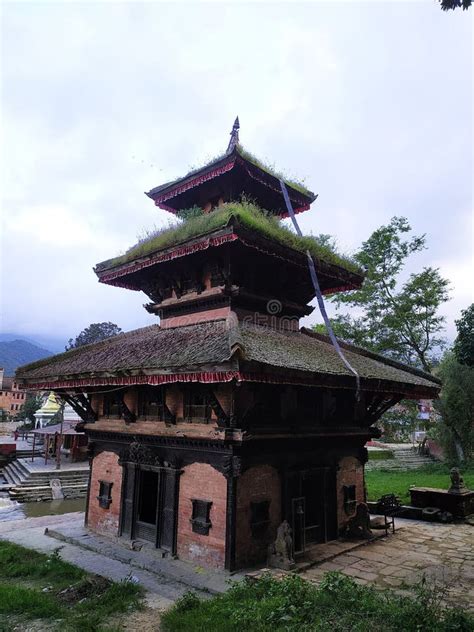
(145, 144), (316, 217)
(16, 320), (440, 398)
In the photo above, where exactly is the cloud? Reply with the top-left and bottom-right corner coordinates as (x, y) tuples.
(1, 1), (471, 347)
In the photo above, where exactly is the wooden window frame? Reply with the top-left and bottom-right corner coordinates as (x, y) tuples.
(183, 388), (211, 423)
(343, 484), (357, 515)
(138, 386), (165, 420)
(103, 392), (122, 419)
(190, 499), (212, 535)
(97, 480), (113, 509)
(250, 500), (270, 538)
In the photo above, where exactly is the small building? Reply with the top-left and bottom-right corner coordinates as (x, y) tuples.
(34, 391), (61, 429)
(0, 368), (26, 419)
(16, 124), (440, 570)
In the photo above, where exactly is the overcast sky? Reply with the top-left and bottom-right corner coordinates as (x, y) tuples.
(1, 1), (472, 351)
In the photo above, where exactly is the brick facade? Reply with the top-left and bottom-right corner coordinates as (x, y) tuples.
(336, 456), (364, 532)
(87, 451), (123, 536)
(161, 306), (231, 329)
(177, 462), (227, 568)
(235, 465), (281, 567)
(0, 370), (26, 418)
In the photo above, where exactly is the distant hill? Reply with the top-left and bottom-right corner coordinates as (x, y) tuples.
(0, 340), (52, 376)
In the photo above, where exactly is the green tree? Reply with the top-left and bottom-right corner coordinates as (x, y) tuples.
(379, 400), (421, 443)
(0, 408), (9, 422)
(435, 352), (474, 462)
(22, 393), (42, 422)
(439, 0), (471, 10)
(317, 217), (450, 373)
(453, 304), (474, 367)
(66, 322), (122, 350)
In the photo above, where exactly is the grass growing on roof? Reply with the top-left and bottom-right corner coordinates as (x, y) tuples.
(151, 144), (312, 198)
(95, 200), (360, 274)
(235, 145), (311, 196)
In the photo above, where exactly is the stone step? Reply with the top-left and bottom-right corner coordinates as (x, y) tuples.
(9, 483), (87, 494)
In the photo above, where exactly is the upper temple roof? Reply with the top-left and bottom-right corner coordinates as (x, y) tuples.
(15, 319), (441, 399)
(145, 145), (317, 217)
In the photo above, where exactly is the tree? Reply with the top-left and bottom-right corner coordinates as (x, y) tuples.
(66, 322), (122, 350)
(439, 0), (471, 10)
(318, 217), (450, 373)
(435, 352), (473, 462)
(22, 393), (42, 423)
(453, 304), (474, 367)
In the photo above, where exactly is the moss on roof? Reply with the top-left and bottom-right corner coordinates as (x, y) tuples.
(95, 200), (361, 275)
(235, 145), (311, 196)
(15, 320), (440, 398)
(149, 144), (313, 199)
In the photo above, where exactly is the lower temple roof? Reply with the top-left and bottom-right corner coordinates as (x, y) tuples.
(16, 320), (441, 398)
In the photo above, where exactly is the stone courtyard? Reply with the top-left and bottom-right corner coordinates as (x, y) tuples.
(299, 519), (474, 611)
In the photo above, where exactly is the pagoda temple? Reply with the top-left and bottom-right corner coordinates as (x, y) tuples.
(16, 121), (440, 570)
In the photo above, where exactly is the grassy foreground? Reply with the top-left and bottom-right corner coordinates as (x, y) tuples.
(0, 541), (143, 632)
(161, 572), (473, 632)
(366, 463), (474, 505)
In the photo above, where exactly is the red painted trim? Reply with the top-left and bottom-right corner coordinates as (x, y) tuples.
(21, 372), (241, 390)
(152, 161), (236, 206)
(19, 369), (437, 397)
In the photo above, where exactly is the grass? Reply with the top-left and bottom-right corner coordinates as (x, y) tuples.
(368, 449), (394, 461)
(235, 145), (312, 196)
(366, 462), (474, 504)
(95, 199), (361, 275)
(161, 572), (474, 632)
(154, 144), (313, 198)
(0, 541), (143, 631)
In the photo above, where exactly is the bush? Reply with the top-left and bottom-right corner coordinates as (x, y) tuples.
(161, 572), (474, 632)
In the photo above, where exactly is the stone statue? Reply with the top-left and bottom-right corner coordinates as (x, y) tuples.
(346, 502), (373, 539)
(267, 520), (295, 570)
(49, 478), (64, 500)
(449, 468), (468, 494)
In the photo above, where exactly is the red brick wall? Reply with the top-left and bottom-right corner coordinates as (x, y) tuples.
(336, 456), (364, 532)
(235, 465), (281, 568)
(161, 306), (231, 329)
(87, 451), (123, 536)
(177, 463), (227, 568)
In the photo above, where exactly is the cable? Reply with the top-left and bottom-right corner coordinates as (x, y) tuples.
(279, 179), (361, 400)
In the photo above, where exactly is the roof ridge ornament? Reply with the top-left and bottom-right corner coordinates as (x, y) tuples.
(226, 116), (240, 154)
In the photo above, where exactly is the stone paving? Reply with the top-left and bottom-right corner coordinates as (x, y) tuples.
(300, 518), (474, 611)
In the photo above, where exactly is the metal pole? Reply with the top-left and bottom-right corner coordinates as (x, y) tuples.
(56, 401), (65, 470)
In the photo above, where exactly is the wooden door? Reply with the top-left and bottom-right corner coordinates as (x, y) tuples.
(285, 467), (335, 554)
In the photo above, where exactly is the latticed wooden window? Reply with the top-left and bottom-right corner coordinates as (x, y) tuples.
(138, 386), (164, 420)
(190, 499), (212, 535)
(250, 500), (270, 537)
(97, 480), (113, 509)
(184, 388), (211, 423)
(103, 391), (122, 418)
(343, 485), (357, 515)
